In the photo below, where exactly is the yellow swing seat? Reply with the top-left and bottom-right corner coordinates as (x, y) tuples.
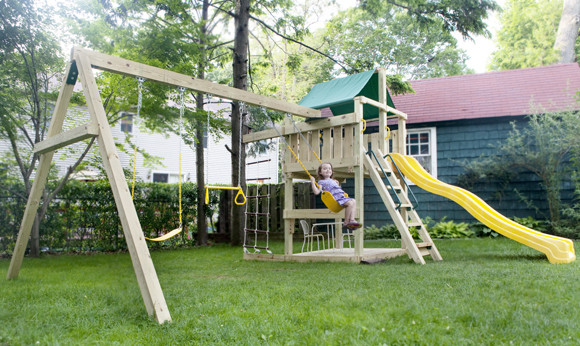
(145, 227), (183, 242)
(320, 191), (349, 213)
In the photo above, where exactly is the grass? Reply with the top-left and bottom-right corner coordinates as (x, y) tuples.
(1, 238), (579, 345)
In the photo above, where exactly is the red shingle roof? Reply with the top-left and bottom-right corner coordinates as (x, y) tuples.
(391, 63), (580, 124)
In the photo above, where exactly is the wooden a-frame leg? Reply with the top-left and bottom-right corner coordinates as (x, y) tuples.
(75, 51), (171, 324)
(7, 77), (75, 280)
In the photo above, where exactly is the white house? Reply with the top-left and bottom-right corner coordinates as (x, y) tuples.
(2, 99), (280, 186)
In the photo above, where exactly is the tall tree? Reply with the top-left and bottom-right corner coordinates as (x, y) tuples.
(490, 0), (570, 70)
(322, 7), (472, 79)
(230, 0), (250, 246)
(554, 0), (580, 63)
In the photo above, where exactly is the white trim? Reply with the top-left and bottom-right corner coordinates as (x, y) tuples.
(406, 126), (437, 180)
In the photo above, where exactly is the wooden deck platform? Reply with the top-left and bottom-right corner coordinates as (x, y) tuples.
(243, 247), (409, 263)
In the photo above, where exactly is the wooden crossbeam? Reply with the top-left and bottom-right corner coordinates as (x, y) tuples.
(33, 123), (99, 154)
(72, 46), (320, 119)
(356, 96), (408, 120)
(243, 113), (356, 143)
(284, 208), (346, 219)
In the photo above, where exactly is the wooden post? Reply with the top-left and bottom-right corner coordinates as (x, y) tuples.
(7, 67), (75, 280)
(353, 97), (364, 257)
(75, 50), (171, 324)
(283, 118), (294, 256)
(378, 68), (388, 154)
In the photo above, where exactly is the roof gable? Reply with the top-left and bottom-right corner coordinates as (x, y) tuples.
(392, 63), (580, 124)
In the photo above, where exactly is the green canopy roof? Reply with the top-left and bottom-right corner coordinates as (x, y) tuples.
(298, 70), (395, 119)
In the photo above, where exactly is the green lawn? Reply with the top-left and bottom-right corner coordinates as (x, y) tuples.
(1, 238), (579, 345)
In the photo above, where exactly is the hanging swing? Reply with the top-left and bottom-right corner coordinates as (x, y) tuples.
(130, 78), (183, 242)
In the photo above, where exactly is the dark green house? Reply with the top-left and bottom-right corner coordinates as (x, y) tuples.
(354, 63), (580, 226)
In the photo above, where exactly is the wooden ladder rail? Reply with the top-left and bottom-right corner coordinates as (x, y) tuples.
(374, 148), (443, 262)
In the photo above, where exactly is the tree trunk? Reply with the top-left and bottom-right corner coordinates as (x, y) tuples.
(230, 0), (250, 246)
(195, 0), (210, 246)
(554, 0), (580, 63)
(29, 215), (40, 257)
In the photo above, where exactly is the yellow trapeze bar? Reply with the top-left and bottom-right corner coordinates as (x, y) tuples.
(205, 185), (247, 205)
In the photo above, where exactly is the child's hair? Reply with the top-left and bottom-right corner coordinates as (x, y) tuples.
(317, 162), (334, 180)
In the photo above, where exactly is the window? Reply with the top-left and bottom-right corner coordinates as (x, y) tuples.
(121, 114), (133, 133)
(152, 173), (168, 183)
(406, 127), (437, 177)
(151, 172), (187, 184)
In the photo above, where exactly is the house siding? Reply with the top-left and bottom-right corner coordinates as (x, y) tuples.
(342, 116), (574, 227)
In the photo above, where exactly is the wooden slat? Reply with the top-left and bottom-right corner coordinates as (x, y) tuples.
(343, 125), (354, 159)
(299, 131), (309, 163)
(243, 113), (356, 143)
(72, 46), (320, 118)
(309, 130), (321, 164)
(321, 128), (332, 161)
(333, 126), (343, 160)
(33, 122), (99, 154)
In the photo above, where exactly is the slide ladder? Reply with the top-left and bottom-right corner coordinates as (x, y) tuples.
(389, 153), (575, 264)
(362, 146), (443, 264)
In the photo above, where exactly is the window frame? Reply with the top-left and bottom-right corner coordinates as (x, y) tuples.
(406, 127), (437, 179)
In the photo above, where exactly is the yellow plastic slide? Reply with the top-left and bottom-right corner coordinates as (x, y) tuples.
(390, 153), (576, 264)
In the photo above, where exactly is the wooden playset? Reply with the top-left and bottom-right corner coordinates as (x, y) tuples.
(8, 47), (441, 323)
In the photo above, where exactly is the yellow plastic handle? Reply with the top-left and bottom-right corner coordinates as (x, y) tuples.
(205, 186), (209, 204)
(234, 188), (247, 205)
(385, 125), (391, 140)
(361, 118), (367, 134)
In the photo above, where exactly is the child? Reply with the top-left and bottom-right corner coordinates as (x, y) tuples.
(310, 162), (361, 229)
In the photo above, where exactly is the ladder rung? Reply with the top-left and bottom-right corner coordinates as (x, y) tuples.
(244, 228), (269, 233)
(407, 222), (422, 227)
(416, 242), (433, 249)
(245, 212), (270, 216)
(399, 203), (413, 208)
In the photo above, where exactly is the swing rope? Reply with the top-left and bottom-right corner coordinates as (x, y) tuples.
(143, 85), (184, 241)
(131, 77), (145, 199)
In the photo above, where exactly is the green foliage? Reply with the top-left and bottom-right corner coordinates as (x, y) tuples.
(362, 224), (400, 240)
(420, 216), (475, 239)
(490, 0), (565, 70)
(321, 7), (472, 80)
(0, 180), (226, 255)
(362, 0), (499, 39)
